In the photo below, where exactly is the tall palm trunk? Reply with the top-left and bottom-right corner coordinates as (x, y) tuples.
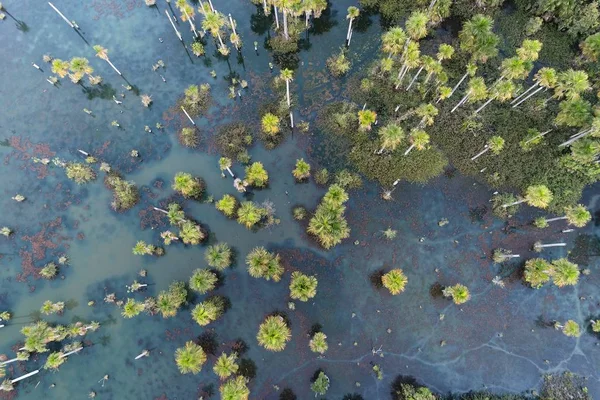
(502, 199), (525, 208)
(181, 106), (195, 125)
(559, 128), (592, 147)
(105, 58), (122, 76)
(346, 18), (354, 45)
(524, 129), (552, 145)
(282, 9), (289, 39)
(406, 66), (424, 91)
(512, 85), (545, 108)
(166, 10), (183, 42)
(185, 9), (199, 38)
(474, 97), (494, 114)
(511, 82), (539, 104)
(537, 243), (567, 248)
(471, 146), (489, 161)
(545, 216), (568, 223)
(448, 71), (469, 99)
(153, 207), (168, 214)
(451, 92), (470, 113)
(404, 144), (415, 156)
(274, 6), (280, 29)
(48, 2), (75, 28)
(11, 370), (39, 384)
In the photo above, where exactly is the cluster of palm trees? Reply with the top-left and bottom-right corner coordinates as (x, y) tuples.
(154, 202), (206, 246)
(307, 184), (351, 249)
(524, 258), (580, 289)
(255, 0), (328, 42)
(246, 247), (284, 281)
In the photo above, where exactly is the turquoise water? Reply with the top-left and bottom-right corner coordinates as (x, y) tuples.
(0, 0), (599, 399)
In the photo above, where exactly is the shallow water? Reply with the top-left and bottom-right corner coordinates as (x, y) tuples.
(0, 0), (599, 399)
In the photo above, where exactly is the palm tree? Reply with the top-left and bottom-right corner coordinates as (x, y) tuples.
(396, 42), (421, 88)
(246, 247), (284, 281)
(132, 241), (155, 256)
(381, 269), (408, 295)
(237, 201), (265, 229)
(555, 98), (592, 128)
(191, 296), (225, 326)
(262, 113), (281, 136)
(122, 299), (145, 318)
(512, 67), (557, 108)
(202, 11), (229, 55)
(556, 320), (581, 337)
(92, 45), (122, 75)
(213, 352), (239, 379)
(346, 6), (359, 47)
(492, 248), (520, 263)
(51, 59), (70, 78)
(156, 282), (187, 318)
(219, 157), (235, 178)
(581, 32), (600, 62)
(404, 129), (430, 156)
(538, 205), (591, 228)
(502, 185), (553, 209)
(451, 76), (487, 113)
(293, 159), (311, 180)
(167, 203), (186, 225)
(551, 259), (579, 287)
(69, 57), (94, 83)
(442, 284), (470, 305)
(309, 332), (328, 354)
(289, 271), (318, 301)
(216, 194), (239, 217)
(219, 375), (250, 400)
(357, 110), (377, 131)
(524, 258), (552, 288)
(377, 123), (405, 154)
(415, 103), (438, 129)
(404, 11), (428, 49)
(471, 136), (505, 161)
(257, 315), (291, 351)
(452, 14), (498, 98)
(189, 269), (218, 294)
(179, 221), (205, 245)
(44, 352), (65, 371)
(474, 80), (516, 114)
(175, 341), (206, 374)
(173, 172), (204, 199)
(245, 162), (269, 188)
(553, 69), (590, 101)
(276, 0), (297, 40)
(280, 69), (293, 108)
(534, 241), (567, 252)
(205, 243), (232, 270)
(517, 39), (542, 62)
(381, 27), (406, 59)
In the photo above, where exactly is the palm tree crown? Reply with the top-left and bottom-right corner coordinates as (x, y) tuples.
(175, 341), (206, 374)
(257, 315), (291, 351)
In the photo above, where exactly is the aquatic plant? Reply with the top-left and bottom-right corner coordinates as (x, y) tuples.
(550, 258), (580, 287)
(326, 50), (351, 77)
(314, 168), (330, 185)
(245, 162), (269, 187)
(191, 41), (205, 57)
(65, 163), (96, 184)
(246, 247), (283, 282)
(0, 227), (12, 237)
(381, 269), (408, 295)
(205, 243), (232, 270)
(293, 206), (307, 220)
(105, 174), (139, 211)
(309, 332), (328, 354)
(191, 296), (226, 326)
(155, 281), (187, 318)
(219, 375), (250, 400)
(189, 269), (218, 294)
(292, 159), (310, 181)
(122, 298), (145, 318)
(311, 371), (330, 396)
(172, 172), (204, 199)
(442, 284), (470, 305)
(179, 84), (211, 117)
(237, 201), (266, 229)
(257, 315), (291, 351)
(140, 94), (152, 107)
(213, 352), (239, 379)
(178, 127), (199, 148)
(174, 341), (206, 374)
(39, 262), (58, 279)
(216, 194), (239, 217)
(289, 271), (318, 301)
(308, 185), (350, 249)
